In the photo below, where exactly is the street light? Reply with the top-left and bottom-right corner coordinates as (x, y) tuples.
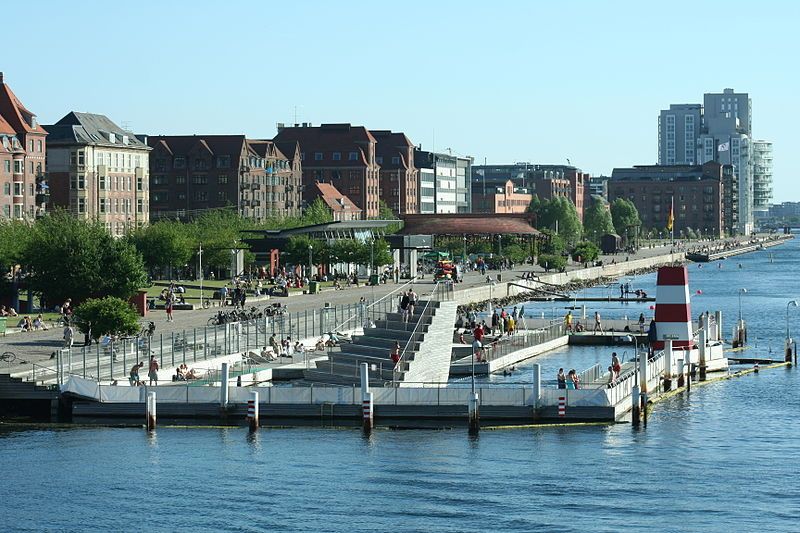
(738, 288), (747, 321)
(786, 300), (798, 340)
(308, 244), (313, 279)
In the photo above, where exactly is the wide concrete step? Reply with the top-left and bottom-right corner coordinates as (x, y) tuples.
(374, 320), (429, 333)
(313, 360), (400, 381)
(381, 312), (434, 325)
(342, 343), (397, 358)
(351, 336), (420, 351)
(363, 328), (419, 341)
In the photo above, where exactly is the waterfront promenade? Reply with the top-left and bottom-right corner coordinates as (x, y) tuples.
(0, 235), (788, 381)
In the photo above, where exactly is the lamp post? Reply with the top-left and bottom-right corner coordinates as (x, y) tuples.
(738, 288), (747, 321)
(308, 244), (313, 279)
(463, 235), (467, 265)
(198, 243), (203, 304)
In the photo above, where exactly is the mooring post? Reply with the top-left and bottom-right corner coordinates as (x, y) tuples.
(146, 391), (156, 431)
(785, 337), (793, 364)
(640, 346), (648, 409)
(360, 362), (373, 432)
(715, 310), (723, 342)
(247, 390), (259, 431)
(631, 380), (640, 426)
(685, 354), (692, 393)
(220, 362), (230, 407)
(663, 340), (673, 392)
(468, 391), (480, 433)
(698, 329), (707, 381)
(676, 358), (685, 388)
(532, 363), (541, 409)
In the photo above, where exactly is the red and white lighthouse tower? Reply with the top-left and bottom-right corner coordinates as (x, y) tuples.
(653, 266), (694, 350)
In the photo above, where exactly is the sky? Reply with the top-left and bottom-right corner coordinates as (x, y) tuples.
(4, 0), (799, 199)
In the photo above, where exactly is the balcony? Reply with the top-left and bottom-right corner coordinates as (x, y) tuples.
(251, 182), (261, 191)
(241, 182), (251, 190)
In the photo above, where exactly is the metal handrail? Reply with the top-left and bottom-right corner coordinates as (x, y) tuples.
(328, 276), (420, 334)
(391, 281), (442, 386)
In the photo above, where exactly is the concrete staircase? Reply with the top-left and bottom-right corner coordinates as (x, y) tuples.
(303, 300), (444, 386)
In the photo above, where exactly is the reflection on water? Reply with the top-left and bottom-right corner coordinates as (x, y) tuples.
(2, 239), (799, 531)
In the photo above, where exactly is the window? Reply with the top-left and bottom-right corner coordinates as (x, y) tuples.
(153, 175), (169, 185)
(99, 199), (106, 213)
(174, 156), (186, 169)
(78, 198), (85, 214)
(314, 152), (323, 161)
(177, 192), (186, 201)
(137, 177), (143, 191)
(3, 160), (9, 173)
(216, 155), (230, 168)
(155, 158), (167, 171)
(192, 175), (208, 185)
(137, 199), (143, 213)
(217, 191), (227, 201)
(392, 156), (400, 165)
(176, 176), (186, 185)
(3, 183), (10, 195)
(348, 152), (358, 161)
(29, 183), (34, 196)
(29, 140), (34, 152)
(77, 176), (85, 189)
(376, 156), (383, 164)
(300, 152), (305, 161)
(218, 175), (228, 184)
(195, 191), (208, 201)
(332, 152), (341, 161)
(14, 160), (23, 174)
(193, 158), (207, 170)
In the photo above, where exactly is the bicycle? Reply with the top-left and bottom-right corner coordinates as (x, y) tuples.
(201, 298), (211, 309)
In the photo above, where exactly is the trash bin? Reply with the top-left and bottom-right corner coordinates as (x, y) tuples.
(0, 317), (6, 336)
(369, 274), (379, 286)
(497, 273), (502, 282)
(309, 281), (320, 294)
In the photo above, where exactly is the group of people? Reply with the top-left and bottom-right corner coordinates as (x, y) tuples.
(128, 355), (160, 386)
(9, 313), (48, 332)
(490, 307), (519, 336)
(557, 368), (581, 389)
(267, 334), (306, 359)
(398, 288), (418, 323)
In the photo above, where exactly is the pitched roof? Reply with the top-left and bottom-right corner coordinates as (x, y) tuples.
(273, 123), (375, 167)
(312, 181), (362, 214)
(146, 135), (247, 158)
(372, 130), (415, 170)
(273, 140), (300, 161)
(44, 112), (149, 149)
(400, 214), (541, 236)
(246, 139), (289, 161)
(0, 74), (47, 136)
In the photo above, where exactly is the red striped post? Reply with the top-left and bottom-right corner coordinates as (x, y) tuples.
(557, 396), (566, 418)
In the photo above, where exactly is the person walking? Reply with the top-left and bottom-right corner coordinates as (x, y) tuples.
(129, 362), (145, 386)
(390, 341), (401, 365)
(63, 323), (74, 349)
(84, 321), (92, 346)
(148, 356), (159, 386)
(611, 352), (621, 380)
(593, 311), (603, 335)
(564, 311), (573, 332)
(400, 291), (411, 323)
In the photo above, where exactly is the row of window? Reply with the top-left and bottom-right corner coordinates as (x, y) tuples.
(2, 182), (38, 197)
(303, 151), (361, 162)
(70, 175), (145, 191)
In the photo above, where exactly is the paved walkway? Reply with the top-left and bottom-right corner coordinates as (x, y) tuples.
(0, 236), (765, 378)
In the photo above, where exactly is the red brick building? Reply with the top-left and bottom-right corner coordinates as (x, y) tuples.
(246, 140), (303, 219)
(371, 130), (418, 215)
(273, 123), (381, 218)
(0, 73), (48, 220)
(471, 180), (532, 214)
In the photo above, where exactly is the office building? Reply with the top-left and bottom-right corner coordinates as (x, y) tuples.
(414, 149), (472, 214)
(752, 140), (773, 218)
(471, 180), (532, 214)
(658, 104), (702, 165)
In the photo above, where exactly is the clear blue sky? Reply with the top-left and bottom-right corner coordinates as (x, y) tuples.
(5, 0), (799, 200)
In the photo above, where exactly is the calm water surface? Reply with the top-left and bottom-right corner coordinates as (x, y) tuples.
(2, 238), (800, 532)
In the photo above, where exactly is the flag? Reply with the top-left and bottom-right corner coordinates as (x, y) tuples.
(718, 142), (730, 152)
(666, 202), (674, 231)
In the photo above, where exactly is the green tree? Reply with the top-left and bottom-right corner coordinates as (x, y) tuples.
(538, 254), (566, 272)
(301, 197), (334, 225)
(583, 197), (615, 242)
(23, 211), (147, 305)
(610, 198), (641, 237)
(189, 210), (252, 271)
(128, 221), (194, 276)
(538, 229), (565, 255)
(501, 243), (528, 264)
(330, 238), (362, 265)
(532, 197), (582, 245)
(377, 200), (402, 234)
(74, 296), (141, 340)
(526, 194), (541, 215)
(0, 220), (30, 296)
(284, 235), (327, 267)
(571, 241), (600, 262)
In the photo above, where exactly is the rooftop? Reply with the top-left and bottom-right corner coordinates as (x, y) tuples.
(400, 214), (541, 236)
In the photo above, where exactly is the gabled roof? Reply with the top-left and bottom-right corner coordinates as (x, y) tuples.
(0, 74), (47, 136)
(146, 135), (248, 158)
(274, 140), (301, 161)
(372, 130), (416, 171)
(246, 139), (289, 161)
(273, 123), (375, 167)
(0, 114), (15, 135)
(44, 112), (149, 149)
(312, 181), (362, 214)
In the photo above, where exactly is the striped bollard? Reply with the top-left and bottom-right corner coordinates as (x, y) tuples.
(468, 392), (479, 433)
(754, 363), (759, 374)
(247, 391), (259, 431)
(146, 391), (156, 431)
(360, 363), (373, 432)
(557, 396), (566, 418)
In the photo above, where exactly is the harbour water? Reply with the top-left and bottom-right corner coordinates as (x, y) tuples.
(2, 239), (800, 532)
